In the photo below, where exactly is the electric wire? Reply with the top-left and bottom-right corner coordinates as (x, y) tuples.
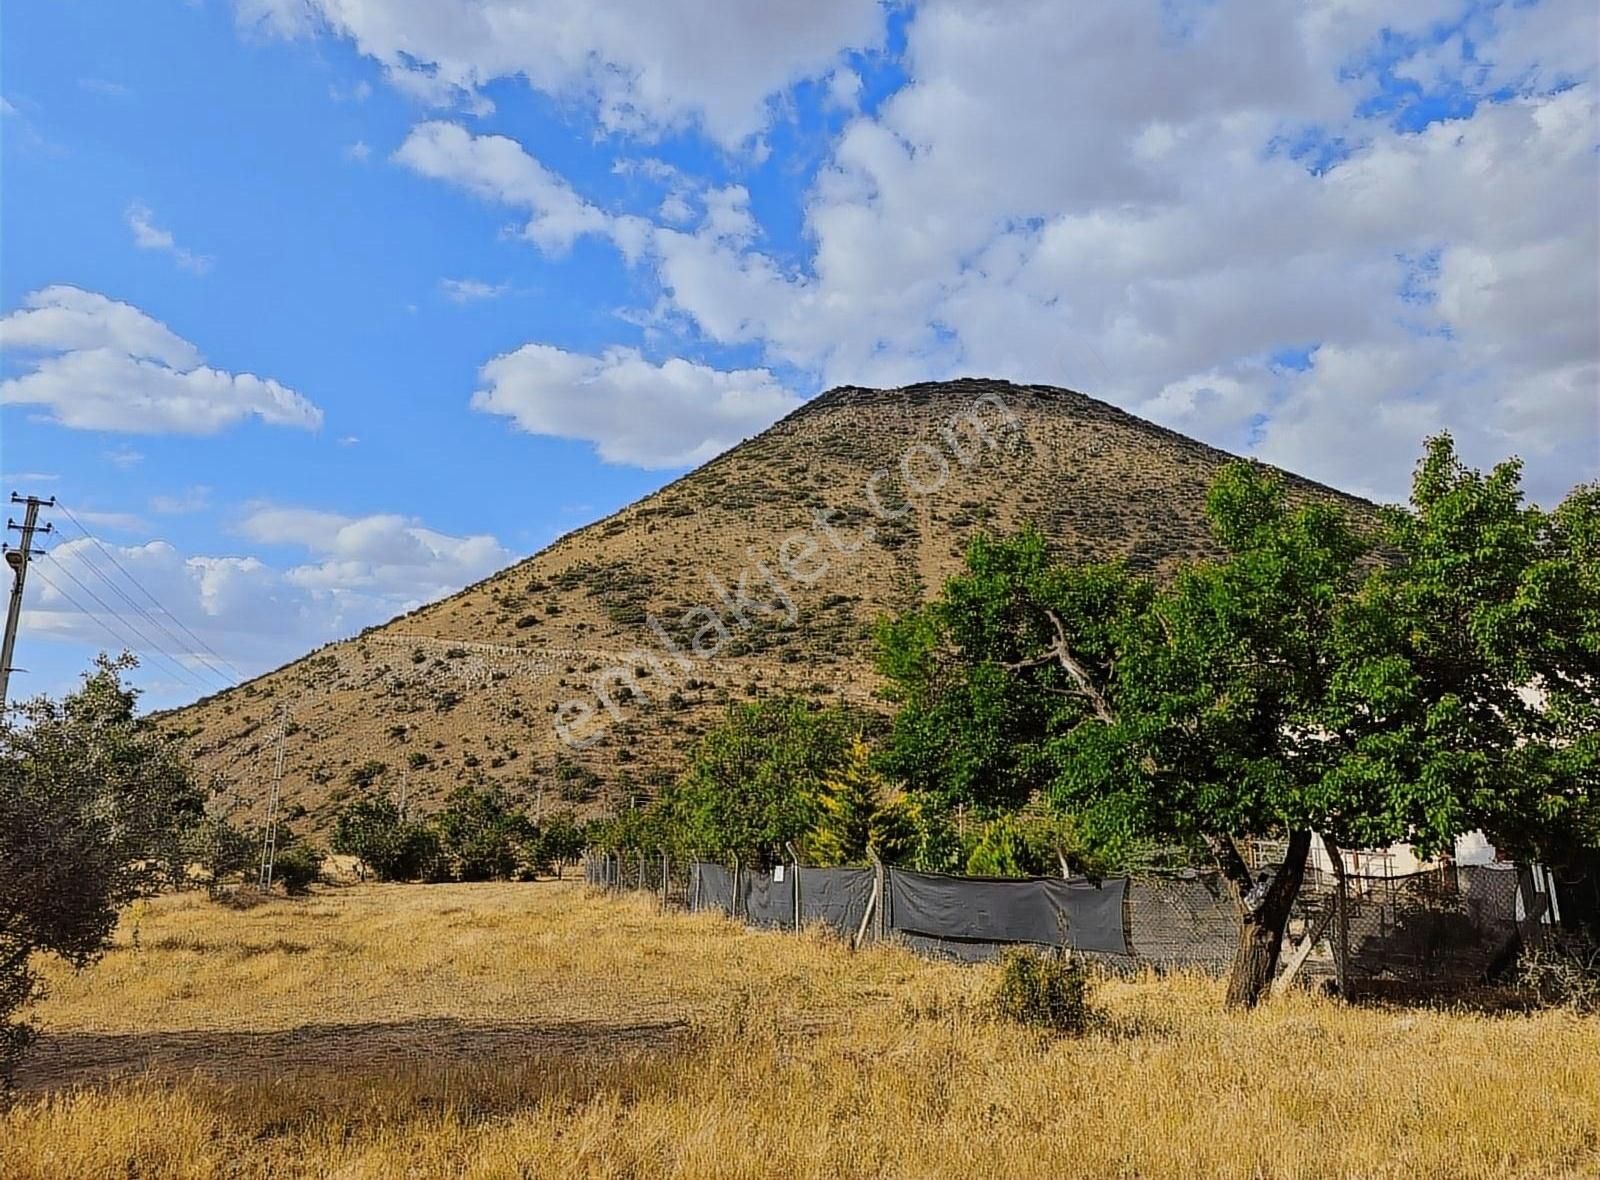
(53, 501), (243, 686)
(37, 552), (218, 694)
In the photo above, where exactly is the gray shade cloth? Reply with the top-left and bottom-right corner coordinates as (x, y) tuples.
(887, 869), (1129, 956)
(741, 868), (796, 928)
(798, 866), (874, 936)
(693, 863), (735, 914)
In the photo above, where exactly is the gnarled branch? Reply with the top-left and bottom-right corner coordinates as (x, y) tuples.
(1003, 608), (1115, 724)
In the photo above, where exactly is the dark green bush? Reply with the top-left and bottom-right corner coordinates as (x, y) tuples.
(271, 841), (325, 895)
(989, 948), (1093, 1035)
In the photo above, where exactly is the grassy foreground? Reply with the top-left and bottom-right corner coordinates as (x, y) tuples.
(6, 882), (1597, 1179)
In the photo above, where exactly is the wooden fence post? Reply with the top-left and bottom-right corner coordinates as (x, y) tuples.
(660, 847), (669, 909)
(855, 851), (884, 951)
(731, 855), (741, 920)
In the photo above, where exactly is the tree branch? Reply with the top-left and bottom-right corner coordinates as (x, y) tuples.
(1002, 609), (1116, 724)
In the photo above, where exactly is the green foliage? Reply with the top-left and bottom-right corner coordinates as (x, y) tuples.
(989, 948), (1093, 1035)
(271, 839), (325, 895)
(0, 654), (205, 1083)
(185, 814), (256, 896)
(431, 784), (535, 881)
(663, 696), (851, 865)
(347, 760), (388, 790)
(805, 736), (896, 866)
(964, 816), (1031, 877)
(331, 794), (438, 882)
(1329, 438), (1600, 863)
(534, 810), (585, 876)
(878, 529), (1154, 815)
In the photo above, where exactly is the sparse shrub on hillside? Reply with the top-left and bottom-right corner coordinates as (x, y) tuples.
(348, 760), (387, 790)
(989, 948), (1093, 1035)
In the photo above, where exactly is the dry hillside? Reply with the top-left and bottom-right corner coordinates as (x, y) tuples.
(165, 379), (1375, 830)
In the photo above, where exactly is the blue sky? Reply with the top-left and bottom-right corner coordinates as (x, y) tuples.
(2, 0), (1596, 710)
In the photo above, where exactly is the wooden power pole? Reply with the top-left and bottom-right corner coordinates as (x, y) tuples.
(2, 494), (55, 704)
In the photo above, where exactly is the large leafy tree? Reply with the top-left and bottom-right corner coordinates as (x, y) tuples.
(880, 442), (1598, 1008)
(1329, 440), (1600, 867)
(0, 655), (205, 1081)
(664, 696), (850, 866)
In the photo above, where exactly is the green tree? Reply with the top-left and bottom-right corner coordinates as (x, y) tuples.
(0, 655), (204, 1081)
(431, 784), (534, 881)
(270, 835), (325, 895)
(886, 446), (1598, 1008)
(331, 794), (437, 881)
(184, 813), (256, 896)
(805, 736), (899, 865)
(1328, 438), (1600, 868)
(664, 696), (850, 866)
(535, 810), (585, 878)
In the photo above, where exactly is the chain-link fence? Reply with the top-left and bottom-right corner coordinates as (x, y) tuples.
(585, 849), (1553, 997)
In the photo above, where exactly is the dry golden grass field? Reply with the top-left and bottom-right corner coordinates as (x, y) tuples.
(5, 881), (1598, 1180)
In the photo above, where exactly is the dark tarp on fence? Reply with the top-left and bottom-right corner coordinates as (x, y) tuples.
(887, 869), (1129, 958)
(741, 867), (796, 928)
(692, 863), (735, 915)
(799, 866), (874, 937)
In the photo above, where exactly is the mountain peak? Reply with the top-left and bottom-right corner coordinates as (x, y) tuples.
(170, 380), (1372, 829)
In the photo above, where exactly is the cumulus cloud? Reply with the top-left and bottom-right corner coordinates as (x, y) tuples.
(472, 344), (802, 467)
(126, 203), (214, 274)
(22, 510), (515, 690)
(238, 505), (512, 601)
(0, 286), (322, 435)
(235, 0), (883, 147)
(394, 122), (609, 252)
(618, 0), (1599, 502)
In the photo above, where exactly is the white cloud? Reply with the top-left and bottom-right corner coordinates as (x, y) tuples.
(394, 121), (608, 252)
(150, 486), (212, 515)
(235, 0), (883, 147)
(0, 286), (323, 435)
(126, 203), (214, 274)
(472, 343), (802, 467)
(344, 139), (372, 162)
(238, 505), (513, 601)
(22, 511), (515, 689)
(609, 0), (1598, 502)
(439, 277), (510, 303)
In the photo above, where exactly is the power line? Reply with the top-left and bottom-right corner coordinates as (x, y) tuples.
(38, 552), (219, 695)
(26, 564), (145, 654)
(54, 537), (234, 692)
(53, 501), (244, 686)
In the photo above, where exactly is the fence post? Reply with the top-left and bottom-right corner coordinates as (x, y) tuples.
(731, 855), (741, 921)
(786, 841), (801, 933)
(660, 847), (669, 909)
(855, 850), (884, 951)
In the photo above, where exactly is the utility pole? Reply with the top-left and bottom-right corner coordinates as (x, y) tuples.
(258, 705), (289, 890)
(2, 494), (55, 705)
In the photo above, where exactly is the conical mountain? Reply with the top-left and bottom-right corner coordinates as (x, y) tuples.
(169, 379), (1374, 828)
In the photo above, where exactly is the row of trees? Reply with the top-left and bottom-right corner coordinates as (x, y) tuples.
(595, 437), (1598, 1008)
(331, 787), (587, 883)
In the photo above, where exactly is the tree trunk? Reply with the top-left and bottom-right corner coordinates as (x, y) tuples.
(1214, 830), (1312, 1009)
